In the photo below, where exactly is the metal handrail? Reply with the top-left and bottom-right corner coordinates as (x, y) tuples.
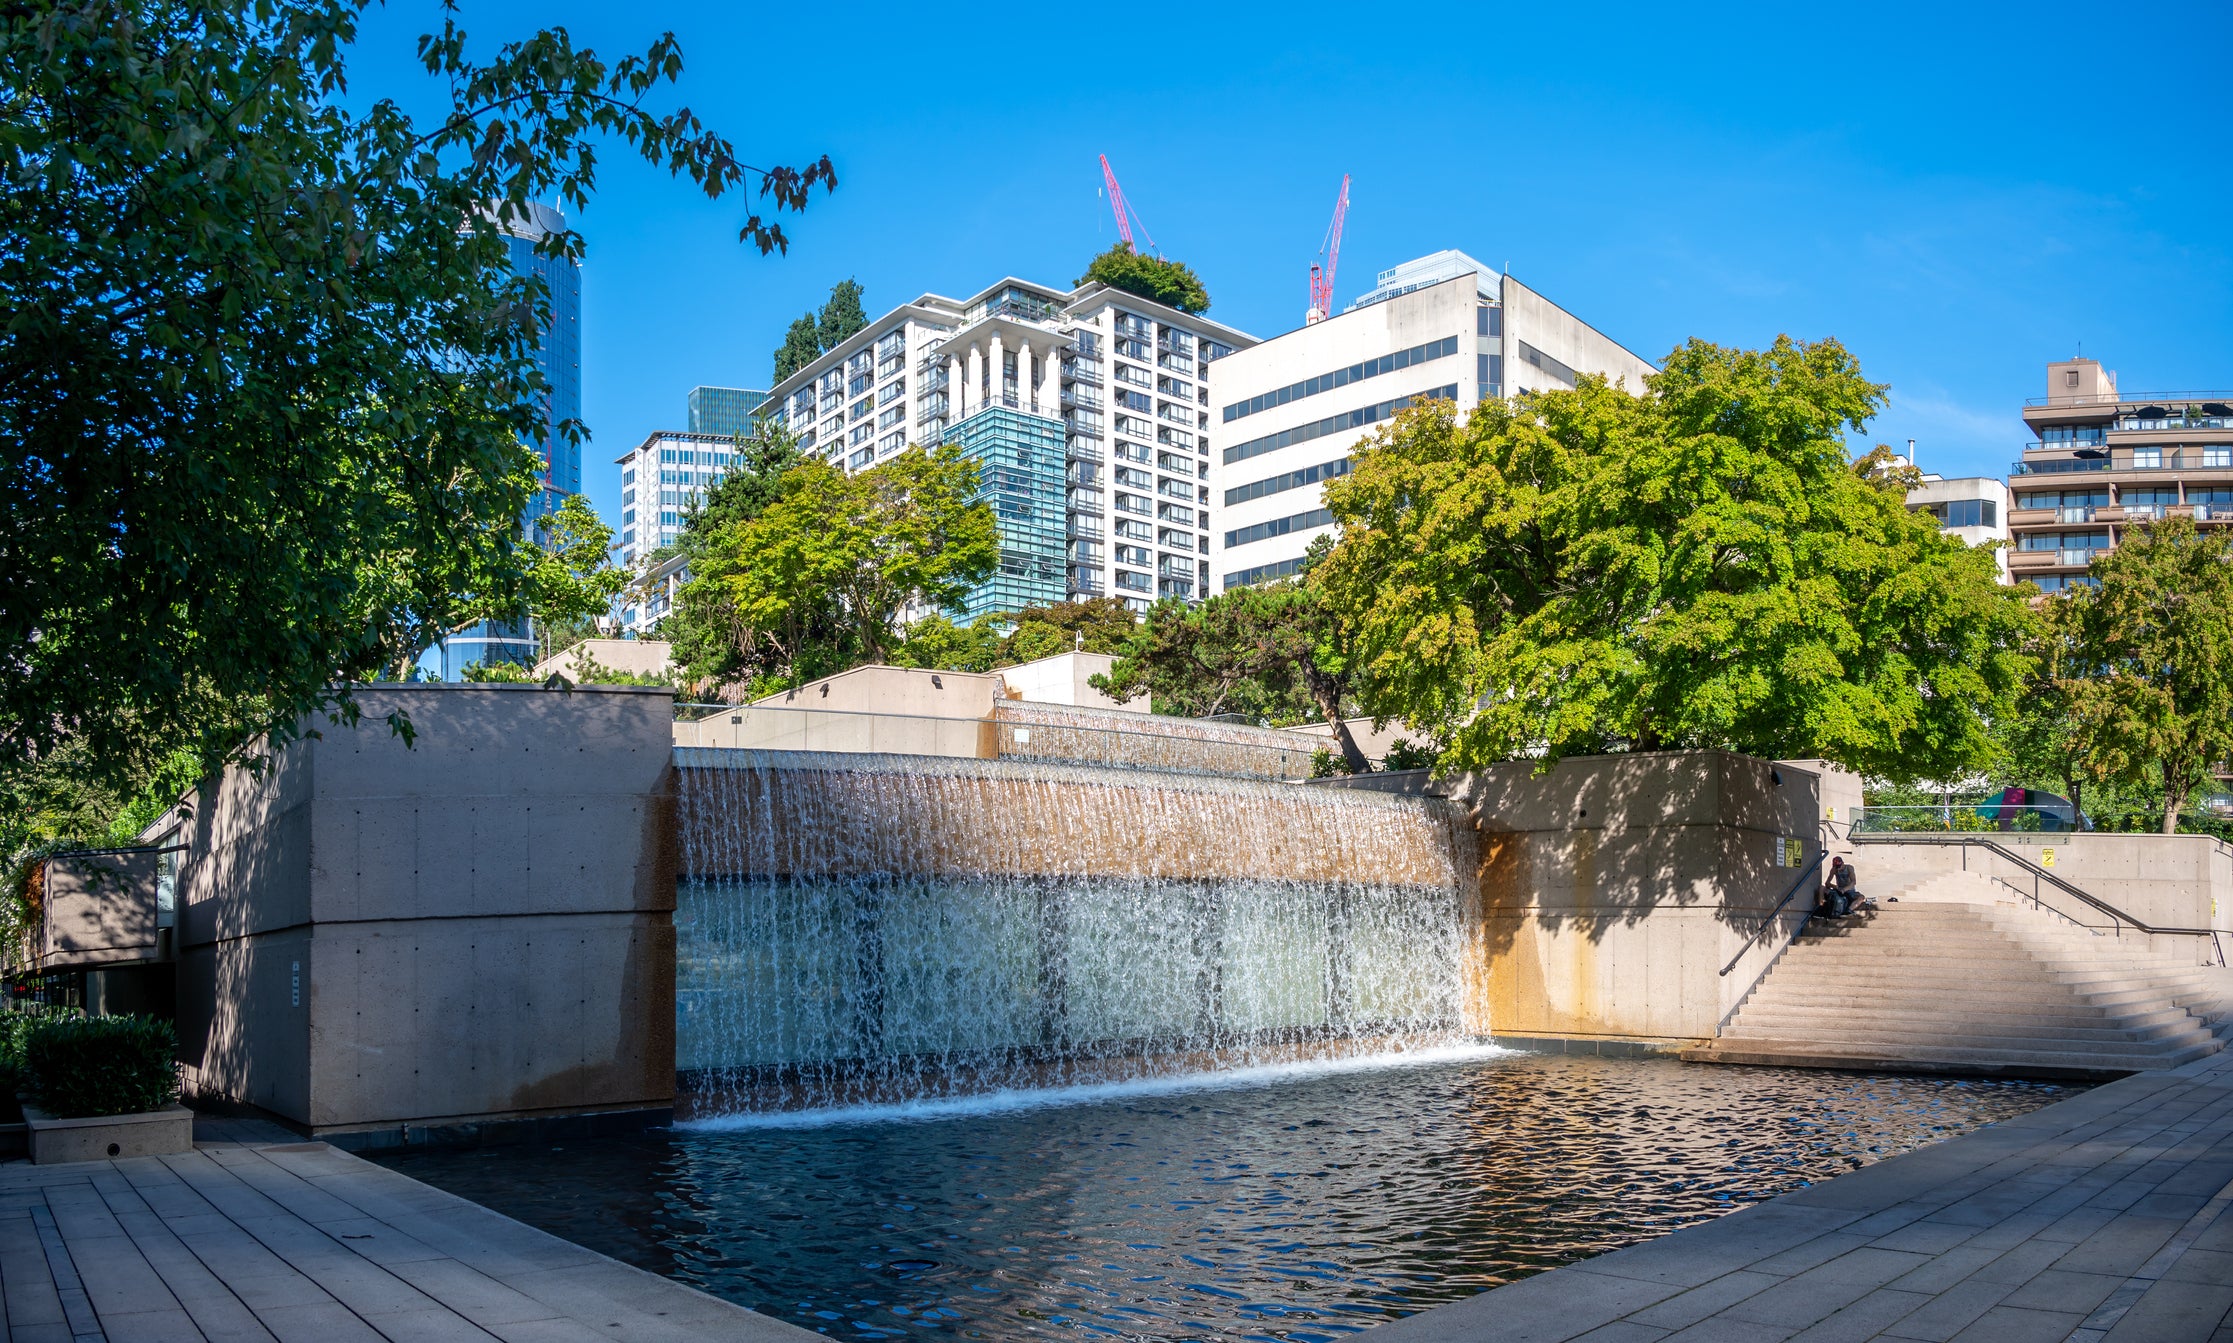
(1850, 832), (2225, 964)
(1719, 850), (1828, 978)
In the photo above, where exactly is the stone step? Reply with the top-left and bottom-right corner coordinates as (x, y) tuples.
(1682, 1038), (2216, 1080)
(1700, 893), (2228, 1079)
(1703, 1035), (2221, 1069)
(1725, 1009), (2206, 1045)
(1750, 973), (2209, 1014)
(1723, 1015), (2217, 1053)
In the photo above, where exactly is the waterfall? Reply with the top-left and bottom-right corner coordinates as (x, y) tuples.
(674, 748), (1481, 1115)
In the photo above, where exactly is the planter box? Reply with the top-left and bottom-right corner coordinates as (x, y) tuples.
(22, 1103), (192, 1164)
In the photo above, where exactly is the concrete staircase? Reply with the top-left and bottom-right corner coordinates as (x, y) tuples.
(1684, 871), (2233, 1080)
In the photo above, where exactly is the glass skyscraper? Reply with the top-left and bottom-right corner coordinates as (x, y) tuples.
(686, 385), (769, 440)
(439, 202), (583, 677)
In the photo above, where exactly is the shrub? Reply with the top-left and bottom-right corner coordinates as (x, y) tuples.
(1383, 738), (1440, 772)
(24, 1014), (180, 1118)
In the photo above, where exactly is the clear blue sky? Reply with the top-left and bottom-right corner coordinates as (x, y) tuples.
(346, 1), (2233, 528)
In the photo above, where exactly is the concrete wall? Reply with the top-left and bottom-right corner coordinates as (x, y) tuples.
(534, 638), (673, 682)
(1854, 832), (2233, 955)
(674, 707), (989, 758)
(750, 664), (1003, 717)
(997, 651), (1124, 710)
(1450, 752), (1824, 1043)
(172, 685), (678, 1140)
(37, 849), (160, 970)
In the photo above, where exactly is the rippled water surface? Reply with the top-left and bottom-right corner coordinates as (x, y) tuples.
(378, 1052), (2077, 1342)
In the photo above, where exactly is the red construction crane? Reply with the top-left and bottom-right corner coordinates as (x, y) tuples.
(1099, 154), (1156, 253)
(1306, 175), (1351, 325)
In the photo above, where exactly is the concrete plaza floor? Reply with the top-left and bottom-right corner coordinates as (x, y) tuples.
(0, 1118), (816, 1342)
(1380, 1048), (2233, 1342)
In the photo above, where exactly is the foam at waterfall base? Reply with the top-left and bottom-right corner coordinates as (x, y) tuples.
(678, 1040), (1517, 1130)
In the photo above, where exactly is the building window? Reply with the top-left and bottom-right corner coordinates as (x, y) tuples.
(1222, 335), (1461, 423)
(2064, 369), (2080, 388)
(1923, 499), (1996, 528)
(1224, 385), (1461, 465)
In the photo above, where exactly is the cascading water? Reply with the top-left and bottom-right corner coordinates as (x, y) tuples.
(674, 748), (1483, 1116)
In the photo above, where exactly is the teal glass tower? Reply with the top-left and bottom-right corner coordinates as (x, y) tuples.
(943, 405), (1067, 620)
(686, 386), (769, 439)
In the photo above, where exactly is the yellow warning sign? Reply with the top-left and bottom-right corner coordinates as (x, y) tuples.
(2041, 847), (2057, 868)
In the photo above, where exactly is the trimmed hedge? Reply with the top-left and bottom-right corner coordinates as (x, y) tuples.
(23, 1014), (180, 1118)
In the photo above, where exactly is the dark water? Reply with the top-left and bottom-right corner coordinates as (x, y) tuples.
(377, 1050), (2078, 1343)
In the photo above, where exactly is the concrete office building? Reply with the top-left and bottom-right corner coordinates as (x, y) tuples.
(1209, 251), (1656, 591)
(761, 278), (1257, 616)
(1907, 475), (2012, 581)
(439, 202), (584, 677)
(2009, 357), (2233, 593)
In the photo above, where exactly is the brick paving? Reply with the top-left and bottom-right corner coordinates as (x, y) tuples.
(1375, 1048), (2233, 1342)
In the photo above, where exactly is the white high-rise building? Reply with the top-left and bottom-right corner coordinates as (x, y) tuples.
(760, 278), (1258, 616)
(1209, 251), (1656, 591)
(615, 429), (747, 568)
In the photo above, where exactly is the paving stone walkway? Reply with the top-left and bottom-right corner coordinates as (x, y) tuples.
(0, 1128), (816, 1341)
(1377, 1048), (2233, 1343)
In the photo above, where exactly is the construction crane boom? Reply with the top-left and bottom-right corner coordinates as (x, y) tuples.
(1306, 174), (1351, 325)
(1098, 154), (1155, 253)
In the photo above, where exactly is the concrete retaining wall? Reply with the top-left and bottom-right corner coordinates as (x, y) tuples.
(1853, 832), (2232, 955)
(171, 685), (678, 1141)
(1446, 752), (1825, 1043)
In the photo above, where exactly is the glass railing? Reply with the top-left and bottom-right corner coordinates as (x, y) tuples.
(2012, 458), (2110, 474)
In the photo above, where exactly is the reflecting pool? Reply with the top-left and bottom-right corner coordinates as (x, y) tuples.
(378, 1052), (2078, 1343)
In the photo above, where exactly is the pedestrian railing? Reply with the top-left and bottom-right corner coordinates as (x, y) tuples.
(1850, 832), (2226, 966)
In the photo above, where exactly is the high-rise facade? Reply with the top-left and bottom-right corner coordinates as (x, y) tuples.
(439, 202), (583, 676)
(686, 385), (769, 439)
(2007, 358), (2233, 594)
(1207, 251), (1656, 592)
(759, 277), (1257, 614)
(615, 430), (745, 569)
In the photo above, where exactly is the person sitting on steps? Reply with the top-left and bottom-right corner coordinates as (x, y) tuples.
(1820, 856), (1861, 918)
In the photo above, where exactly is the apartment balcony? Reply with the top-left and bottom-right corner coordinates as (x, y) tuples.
(1066, 488), (1105, 517)
(2011, 457), (2110, 476)
(1063, 385), (1104, 411)
(2007, 550), (2061, 574)
(1062, 360), (1103, 387)
(1066, 434), (1103, 462)
(2007, 507), (2058, 527)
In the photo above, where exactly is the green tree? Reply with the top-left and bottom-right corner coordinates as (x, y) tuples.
(1994, 586), (2114, 820)
(1318, 338), (2036, 781)
(773, 313), (823, 383)
(1, 0), (834, 799)
(772, 279), (870, 383)
(997, 597), (1140, 665)
(525, 495), (628, 655)
(685, 421), (809, 549)
(675, 446), (999, 693)
(816, 278), (868, 352)
(2073, 518), (2233, 833)
(892, 615), (1005, 673)
(1076, 245), (1211, 314)
(1094, 583), (1368, 768)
